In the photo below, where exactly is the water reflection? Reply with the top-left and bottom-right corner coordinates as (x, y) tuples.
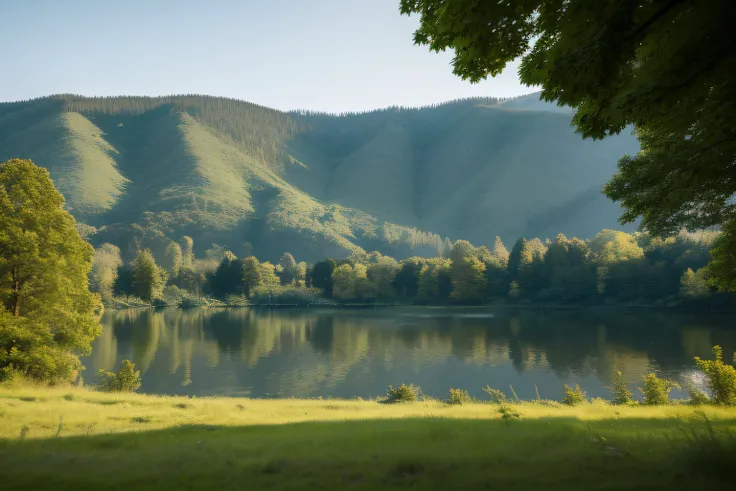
(84, 307), (736, 400)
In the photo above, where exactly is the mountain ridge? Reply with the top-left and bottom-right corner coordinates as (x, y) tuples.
(0, 92), (639, 262)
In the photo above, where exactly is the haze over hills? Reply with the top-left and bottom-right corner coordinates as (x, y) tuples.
(0, 93), (639, 262)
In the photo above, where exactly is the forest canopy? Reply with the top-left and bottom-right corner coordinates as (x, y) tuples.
(399, 0), (736, 289)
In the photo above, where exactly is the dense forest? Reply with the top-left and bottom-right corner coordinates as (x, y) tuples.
(0, 93), (638, 263)
(97, 227), (731, 310)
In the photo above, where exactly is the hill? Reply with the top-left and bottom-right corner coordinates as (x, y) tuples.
(0, 93), (639, 261)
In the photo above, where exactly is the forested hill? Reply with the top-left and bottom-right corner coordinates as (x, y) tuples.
(0, 93), (639, 262)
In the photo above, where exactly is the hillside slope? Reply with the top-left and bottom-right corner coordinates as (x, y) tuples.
(0, 93), (639, 261)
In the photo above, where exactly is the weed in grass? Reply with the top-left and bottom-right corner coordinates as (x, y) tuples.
(498, 405), (520, 421)
(610, 371), (633, 405)
(562, 384), (586, 406)
(694, 345), (736, 406)
(55, 416), (64, 437)
(236, 404), (245, 410)
(482, 385), (507, 404)
(639, 374), (679, 405)
(173, 403), (190, 409)
(383, 384), (422, 403)
(19, 425), (29, 441)
(447, 388), (472, 405)
(63, 394), (75, 401)
(19, 397), (37, 402)
(131, 417), (151, 424)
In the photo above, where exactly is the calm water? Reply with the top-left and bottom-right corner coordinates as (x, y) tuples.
(83, 307), (736, 400)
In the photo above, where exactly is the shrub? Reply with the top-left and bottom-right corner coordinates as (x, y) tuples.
(249, 286), (321, 305)
(611, 371), (633, 405)
(498, 404), (520, 420)
(384, 384), (422, 403)
(694, 345), (736, 406)
(224, 294), (249, 307)
(162, 285), (185, 305)
(482, 385), (508, 404)
(562, 384), (586, 406)
(97, 360), (141, 392)
(447, 388), (472, 405)
(686, 385), (711, 406)
(638, 373), (680, 405)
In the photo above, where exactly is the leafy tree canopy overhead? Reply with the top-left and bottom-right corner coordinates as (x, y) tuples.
(400, 0), (736, 284)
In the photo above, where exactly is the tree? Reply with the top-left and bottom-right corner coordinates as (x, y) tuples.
(90, 244), (123, 304)
(399, 0), (736, 287)
(131, 249), (167, 302)
(508, 281), (520, 304)
(0, 159), (101, 382)
(181, 236), (194, 270)
(367, 256), (399, 300)
(392, 257), (426, 299)
(491, 236), (509, 265)
(332, 264), (357, 300)
(680, 268), (710, 299)
(449, 240), (486, 302)
(278, 253), (298, 285)
(163, 241), (183, 280)
(241, 256), (262, 296)
(310, 259), (336, 297)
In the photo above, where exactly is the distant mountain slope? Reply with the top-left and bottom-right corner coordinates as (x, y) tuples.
(0, 93), (639, 261)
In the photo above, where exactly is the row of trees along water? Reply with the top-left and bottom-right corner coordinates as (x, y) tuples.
(92, 226), (732, 309)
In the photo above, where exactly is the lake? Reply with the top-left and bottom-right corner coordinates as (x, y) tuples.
(83, 307), (736, 401)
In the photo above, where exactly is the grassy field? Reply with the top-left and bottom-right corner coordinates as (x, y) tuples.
(1, 386), (735, 490)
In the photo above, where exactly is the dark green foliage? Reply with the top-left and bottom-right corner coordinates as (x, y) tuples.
(562, 385), (586, 406)
(447, 388), (472, 405)
(639, 374), (680, 406)
(400, 0), (736, 291)
(384, 384), (422, 403)
(309, 259), (336, 297)
(97, 360), (141, 393)
(611, 371), (633, 406)
(498, 405), (521, 421)
(694, 346), (736, 406)
(209, 252), (245, 297)
(391, 257), (424, 298)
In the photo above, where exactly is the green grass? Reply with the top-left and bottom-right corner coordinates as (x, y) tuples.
(1, 386), (735, 490)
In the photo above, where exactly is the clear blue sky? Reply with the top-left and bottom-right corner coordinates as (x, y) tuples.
(0, 0), (535, 112)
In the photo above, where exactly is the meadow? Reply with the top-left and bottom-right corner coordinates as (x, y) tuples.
(1, 385), (735, 490)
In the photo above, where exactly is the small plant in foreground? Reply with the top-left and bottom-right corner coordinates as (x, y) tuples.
(498, 404), (520, 420)
(562, 384), (586, 406)
(638, 373), (679, 405)
(447, 388), (472, 405)
(611, 371), (633, 405)
(384, 384), (422, 403)
(482, 385), (508, 404)
(97, 360), (141, 392)
(694, 345), (736, 406)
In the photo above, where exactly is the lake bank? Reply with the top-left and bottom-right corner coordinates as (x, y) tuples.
(1, 386), (735, 490)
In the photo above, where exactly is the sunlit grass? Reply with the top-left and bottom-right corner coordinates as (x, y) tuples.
(1, 386), (735, 490)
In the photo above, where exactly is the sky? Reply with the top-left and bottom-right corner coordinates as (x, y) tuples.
(0, 0), (536, 113)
